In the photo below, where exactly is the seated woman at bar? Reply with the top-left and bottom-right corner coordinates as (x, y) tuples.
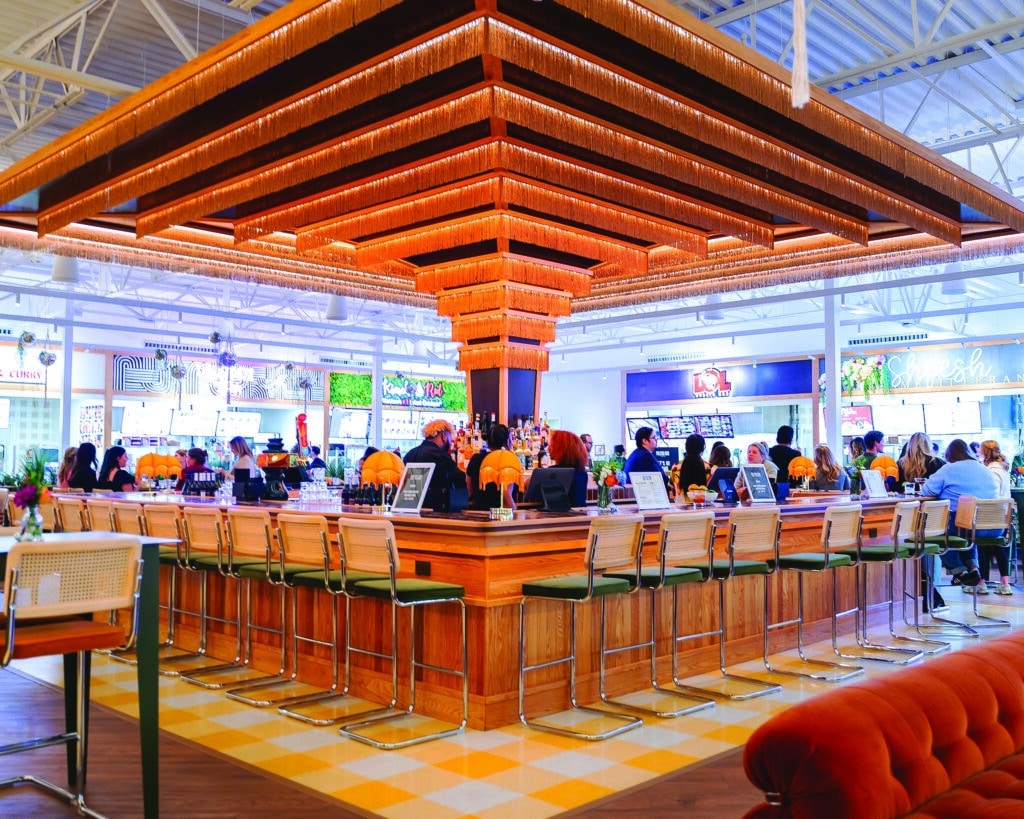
(97, 445), (136, 492)
(175, 447), (214, 491)
(921, 438), (999, 590)
(676, 433), (710, 496)
(897, 431), (944, 485)
(403, 419), (466, 512)
(808, 444), (850, 491)
(707, 442), (733, 482)
(67, 442), (98, 493)
(547, 429), (589, 507)
(466, 423), (517, 511)
(735, 441), (778, 497)
(56, 446), (77, 489)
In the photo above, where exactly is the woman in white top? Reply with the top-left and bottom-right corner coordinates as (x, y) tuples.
(227, 436), (260, 478)
(980, 439), (1011, 498)
(978, 439), (1012, 594)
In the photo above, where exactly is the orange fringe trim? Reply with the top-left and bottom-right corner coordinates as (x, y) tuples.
(416, 254), (592, 297)
(449, 312), (557, 344)
(436, 282), (572, 317)
(458, 344), (549, 372)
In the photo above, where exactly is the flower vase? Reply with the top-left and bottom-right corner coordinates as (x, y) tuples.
(15, 505), (45, 542)
(597, 483), (613, 512)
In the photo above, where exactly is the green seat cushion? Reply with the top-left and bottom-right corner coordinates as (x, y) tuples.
(919, 535), (969, 548)
(521, 574), (629, 600)
(903, 538), (942, 554)
(771, 552), (853, 571)
(352, 577), (465, 604)
(237, 562), (272, 580)
(678, 559), (770, 579)
(974, 537), (1008, 547)
(604, 566), (704, 588)
(158, 547), (180, 564)
(837, 545), (913, 561)
(291, 568), (388, 593)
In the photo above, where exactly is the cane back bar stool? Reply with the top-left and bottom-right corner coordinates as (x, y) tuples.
(954, 496), (1013, 629)
(83, 498), (114, 532)
(905, 499), (979, 640)
(159, 506), (261, 677)
(337, 516), (468, 749)
(54, 496), (87, 533)
(763, 504), (865, 682)
(141, 502), (189, 657)
(674, 506), (783, 700)
(227, 513), (371, 708)
(274, 514), (386, 724)
(0, 536), (142, 818)
(831, 501), (931, 662)
(104, 501), (149, 665)
(518, 515), (645, 740)
(601, 511), (716, 717)
(183, 508), (288, 690)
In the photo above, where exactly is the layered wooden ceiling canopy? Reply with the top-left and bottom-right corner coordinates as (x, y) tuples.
(2, 0), (1024, 371)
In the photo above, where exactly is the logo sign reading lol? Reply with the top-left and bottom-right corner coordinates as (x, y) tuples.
(692, 367), (732, 399)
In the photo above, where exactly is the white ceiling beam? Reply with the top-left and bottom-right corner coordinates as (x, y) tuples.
(139, 0), (198, 61)
(0, 50), (138, 96)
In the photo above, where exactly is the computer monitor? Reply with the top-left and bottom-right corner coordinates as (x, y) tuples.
(523, 468), (575, 504)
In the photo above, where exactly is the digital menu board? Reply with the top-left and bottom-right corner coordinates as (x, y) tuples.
(924, 402), (982, 435)
(120, 404), (172, 436)
(169, 407), (218, 437)
(840, 405), (874, 437)
(656, 414), (733, 439)
(216, 411), (262, 438)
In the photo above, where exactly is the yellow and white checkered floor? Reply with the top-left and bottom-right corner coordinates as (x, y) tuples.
(16, 594), (1024, 818)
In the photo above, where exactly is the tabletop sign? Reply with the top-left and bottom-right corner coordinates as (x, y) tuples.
(391, 462), (436, 514)
(631, 471), (672, 510)
(860, 468), (888, 499)
(741, 464), (776, 504)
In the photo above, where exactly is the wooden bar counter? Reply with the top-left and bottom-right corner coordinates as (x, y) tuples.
(117, 492), (902, 730)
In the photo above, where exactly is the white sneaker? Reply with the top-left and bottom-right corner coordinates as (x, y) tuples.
(976, 583), (989, 595)
(997, 583), (1013, 595)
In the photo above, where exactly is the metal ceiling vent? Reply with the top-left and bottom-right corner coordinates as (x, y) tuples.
(0, 328), (13, 337)
(645, 352), (707, 364)
(319, 355), (370, 368)
(142, 340), (216, 355)
(847, 332), (928, 346)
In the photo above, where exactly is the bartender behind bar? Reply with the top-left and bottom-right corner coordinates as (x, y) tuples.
(403, 419), (467, 512)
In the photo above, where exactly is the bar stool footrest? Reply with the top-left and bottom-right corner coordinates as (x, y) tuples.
(279, 693), (390, 726)
(518, 705), (642, 741)
(602, 685), (715, 718)
(340, 710), (467, 750)
(673, 672), (782, 701)
(0, 774), (106, 819)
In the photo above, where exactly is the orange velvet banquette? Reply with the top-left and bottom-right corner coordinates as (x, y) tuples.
(743, 630), (1024, 818)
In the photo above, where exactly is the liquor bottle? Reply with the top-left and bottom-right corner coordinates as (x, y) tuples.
(490, 411), (497, 432)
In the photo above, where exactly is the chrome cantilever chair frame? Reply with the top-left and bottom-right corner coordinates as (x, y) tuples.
(337, 515), (467, 749)
(762, 504), (865, 682)
(832, 501), (926, 664)
(601, 511), (716, 717)
(518, 515), (645, 740)
(956, 496), (1013, 629)
(674, 507), (783, 700)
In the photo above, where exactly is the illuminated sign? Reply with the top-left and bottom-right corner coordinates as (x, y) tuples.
(692, 367), (733, 399)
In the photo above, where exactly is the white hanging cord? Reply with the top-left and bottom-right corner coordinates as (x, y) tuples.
(792, 0), (810, 108)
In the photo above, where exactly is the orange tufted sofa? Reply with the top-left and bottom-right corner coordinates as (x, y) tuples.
(743, 630), (1024, 818)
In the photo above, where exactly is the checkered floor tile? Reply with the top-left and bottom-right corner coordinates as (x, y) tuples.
(15, 595), (1024, 817)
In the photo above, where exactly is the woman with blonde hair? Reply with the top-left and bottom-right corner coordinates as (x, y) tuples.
(57, 446), (77, 489)
(980, 439), (1011, 498)
(977, 439), (1012, 594)
(897, 431), (943, 484)
(809, 444), (850, 491)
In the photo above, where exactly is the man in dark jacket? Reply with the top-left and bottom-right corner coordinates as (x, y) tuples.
(403, 419), (466, 512)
